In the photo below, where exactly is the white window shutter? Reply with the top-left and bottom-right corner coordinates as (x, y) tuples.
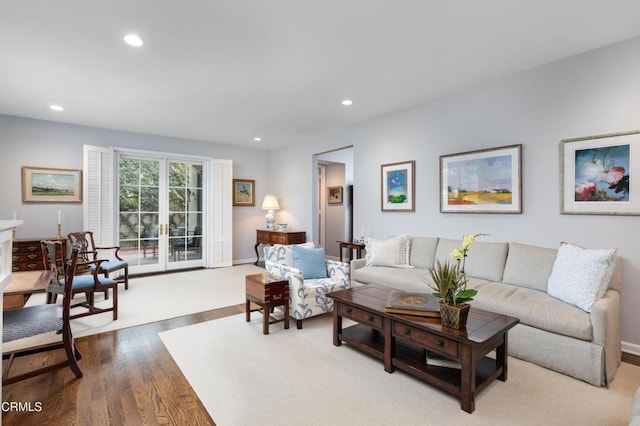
(208, 159), (232, 267)
(83, 145), (114, 247)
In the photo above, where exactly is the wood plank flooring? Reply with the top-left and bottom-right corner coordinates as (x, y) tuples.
(2, 303), (245, 426)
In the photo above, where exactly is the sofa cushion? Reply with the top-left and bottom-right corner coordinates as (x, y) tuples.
(352, 266), (428, 293)
(408, 236), (439, 269)
(503, 242), (557, 292)
(469, 280), (593, 341)
(434, 238), (508, 282)
(365, 235), (413, 268)
(292, 245), (327, 279)
(547, 242), (617, 313)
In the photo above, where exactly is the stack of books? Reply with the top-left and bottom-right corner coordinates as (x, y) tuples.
(384, 291), (440, 318)
(426, 351), (461, 369)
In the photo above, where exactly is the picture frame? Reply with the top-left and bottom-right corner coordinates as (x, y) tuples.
(232, 179), (255, 206)
(381, 160), (415, 212)
(440, 144), (522, 214)
(327, 186), (343, 204)
(22, 166), (82, 203)
(560, 130), (639, 215)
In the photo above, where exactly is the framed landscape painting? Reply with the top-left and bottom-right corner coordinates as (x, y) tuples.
(232, 179), (255, 206)
(381, 160), (415, 212)
(440, 144), (522, 213)
(22, 166), (82, 203)
(561, 130), (639, 215)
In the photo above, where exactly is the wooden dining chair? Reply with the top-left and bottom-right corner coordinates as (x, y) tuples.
(67, 231), (129, 292)
(43, 240), (119, 321)
(2, 245), (84, 385)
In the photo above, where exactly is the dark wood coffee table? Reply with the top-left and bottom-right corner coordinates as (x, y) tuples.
(328, 284), (519, 413)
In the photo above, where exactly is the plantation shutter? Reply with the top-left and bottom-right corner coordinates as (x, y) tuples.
(83, 145), (115, 247)
(208, 159), (232, 267)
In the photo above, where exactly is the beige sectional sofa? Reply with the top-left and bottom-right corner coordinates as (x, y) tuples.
(350, 236), (623, 387)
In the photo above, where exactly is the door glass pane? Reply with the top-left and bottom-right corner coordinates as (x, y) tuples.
(119, 158), (161, 267)
(169, 162), (203, 263)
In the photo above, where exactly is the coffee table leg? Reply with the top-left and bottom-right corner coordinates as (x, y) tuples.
(384, 318), (395, 373)
(497, 332), (508, 381)
(245, 299), (250, 322)
(333, 304), (342, 346)
(460, 345), (476, 413)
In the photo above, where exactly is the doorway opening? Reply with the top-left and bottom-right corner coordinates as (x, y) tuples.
(312, 146), (354, 260)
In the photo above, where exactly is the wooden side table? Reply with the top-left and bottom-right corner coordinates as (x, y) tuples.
(254, 230), (306, 266)
(337, 241), (366, 262)
(245, 273), (290, 334)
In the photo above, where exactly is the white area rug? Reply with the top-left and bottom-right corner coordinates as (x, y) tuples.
(3, 264), (263, 352)
(159, 314), (640, 426)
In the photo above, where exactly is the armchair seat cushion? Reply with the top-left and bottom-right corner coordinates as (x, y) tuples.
(60, 275), (117, 290)
(98, 260), (128, 273)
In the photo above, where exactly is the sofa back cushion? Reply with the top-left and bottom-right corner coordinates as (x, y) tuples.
(503, 242), (558, 292)
(408, 236), (439, 269)
(434, 238), (508, 282)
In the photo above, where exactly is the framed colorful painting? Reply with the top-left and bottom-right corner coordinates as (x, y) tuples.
(440, 144), (522, 213)
(22, 166), (82, 203)
(381, 160), (415, 212)
(232, 179), (255, 206)
(561, 130), (639, 215)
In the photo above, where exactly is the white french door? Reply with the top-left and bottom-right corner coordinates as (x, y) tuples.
(117, 155), (205, 273)
(83, 145), (232, 274)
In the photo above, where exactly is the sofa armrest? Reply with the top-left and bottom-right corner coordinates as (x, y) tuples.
(590, 289), (622, 385)
(326, 260), (350, 282)
(350, 258), (366, 275)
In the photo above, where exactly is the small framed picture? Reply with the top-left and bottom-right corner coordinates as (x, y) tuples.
(232, 179), (255, 207)
(327, 186), (343, 204)
(561, 130), (639, 215)
(22, 166), (82, 203)
(381, 160), (415, 212)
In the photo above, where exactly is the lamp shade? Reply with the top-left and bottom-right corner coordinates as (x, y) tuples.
(261, 195), (280, 210)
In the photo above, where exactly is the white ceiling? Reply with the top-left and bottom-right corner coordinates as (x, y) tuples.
(2, 1), (640, 150)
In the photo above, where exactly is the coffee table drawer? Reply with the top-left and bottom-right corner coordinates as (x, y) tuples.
(393, 323), (459, 358)
(338, 304), (383, 329)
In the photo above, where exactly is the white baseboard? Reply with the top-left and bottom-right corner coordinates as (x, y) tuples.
(622, 341), (640, 356)
(233, 258), (258, 265)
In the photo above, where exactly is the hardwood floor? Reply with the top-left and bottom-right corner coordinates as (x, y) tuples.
(2, 303), (245, 425)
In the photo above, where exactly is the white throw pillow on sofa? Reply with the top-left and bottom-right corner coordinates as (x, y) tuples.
(547, 242), (617, 312)
(365, 235), (413, 268)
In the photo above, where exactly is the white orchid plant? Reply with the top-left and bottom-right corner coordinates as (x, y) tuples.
(425, 233), (488, 305)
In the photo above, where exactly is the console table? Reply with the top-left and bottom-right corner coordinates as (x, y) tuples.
(337, 241), (366, 263)
(254, 230), (306, 266)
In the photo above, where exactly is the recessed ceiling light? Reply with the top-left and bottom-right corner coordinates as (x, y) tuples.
(253, 137), (262, 142)
(341, 99), (353, 106)
(124, 34), (144, 47)
(50, 105), (64, 111)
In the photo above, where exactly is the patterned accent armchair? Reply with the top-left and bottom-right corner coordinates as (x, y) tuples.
(264, 244), (350, 329)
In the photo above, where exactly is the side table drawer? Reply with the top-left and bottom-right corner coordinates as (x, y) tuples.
(393, 323), (459, 358)
(270, 234), (287, 244)
(338, 304), (383, 329)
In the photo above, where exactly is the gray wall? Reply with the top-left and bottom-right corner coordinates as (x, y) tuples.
(0, 115), (269, 263)
(270, 36), (640, 353)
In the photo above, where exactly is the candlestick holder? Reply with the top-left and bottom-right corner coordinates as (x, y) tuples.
(57, 224), (62, 240)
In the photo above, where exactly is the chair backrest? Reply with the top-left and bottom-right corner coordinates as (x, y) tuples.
(41, 239), (66, 281)
(61, 246), (81, 320)
(68, 231), (98, 263)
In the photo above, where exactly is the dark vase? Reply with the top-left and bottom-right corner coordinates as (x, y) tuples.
(439, 302), (470, 329)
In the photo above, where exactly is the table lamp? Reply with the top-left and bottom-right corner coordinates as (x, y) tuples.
(261, 195), (280, 230)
